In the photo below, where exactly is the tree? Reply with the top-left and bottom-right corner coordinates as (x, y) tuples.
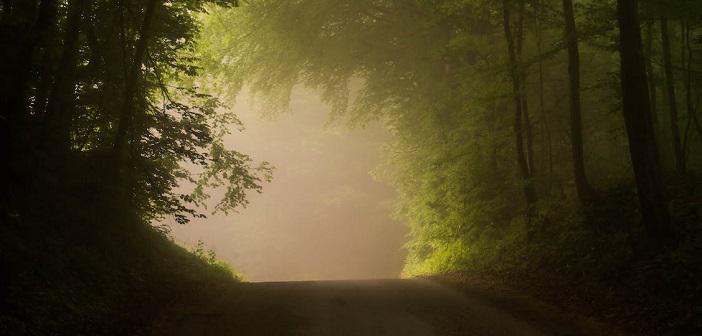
(562, 0), (593, 202)
(661, 17), (685, 174)
(43, 0), (85, 152)
(113, 0), (159, 160)
(197, 0), (700, 272)
(1, 0), (270, 226)
(616, 0), (673, 244)
(503, 0), (537, 209)
(1, 0), (58, 203)
(644, 19), (658, 127)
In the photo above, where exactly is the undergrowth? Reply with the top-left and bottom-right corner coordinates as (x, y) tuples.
(405, 183), (702, 334)
(0, 205), (241, 336)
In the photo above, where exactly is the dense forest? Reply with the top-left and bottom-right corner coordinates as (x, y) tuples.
(197, 0), (702, 332)
(0, 0), (265, 334)
(1, 0), (702, 334)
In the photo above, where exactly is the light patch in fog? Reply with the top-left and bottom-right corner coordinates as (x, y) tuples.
(168, 89), (407, 282)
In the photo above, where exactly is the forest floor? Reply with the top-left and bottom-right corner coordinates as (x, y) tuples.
(147, 279), (619, 336)
(431, 270), (702, 336)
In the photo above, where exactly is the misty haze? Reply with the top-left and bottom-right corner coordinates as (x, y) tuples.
(169, 90), (406, 282)
(3, 0), (702, 335)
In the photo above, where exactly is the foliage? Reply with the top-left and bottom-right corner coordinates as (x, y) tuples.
(2, 0), (702, 333)
(190, 239), (245, 281)
(1, 0), (271, 226)
(0, 0), (258, 334)
(197, 1), (702, 331)
(197, 0), (701, 261)
(0, 205), (243, 335)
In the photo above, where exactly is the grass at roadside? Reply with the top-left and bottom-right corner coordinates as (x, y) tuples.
(0, 211), (241, 336)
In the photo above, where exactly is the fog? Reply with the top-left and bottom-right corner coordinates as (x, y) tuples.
(168, 89), (407, 282)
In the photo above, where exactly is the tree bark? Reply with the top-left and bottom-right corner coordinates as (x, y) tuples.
(660, 17), (685, 174)
(535, 0), (553, 192)
(682, 20), (696, 159)
(562, 0), (592, 202)
(523, 83), (535, 176)
(43, 0), (85, 152)
(1, 0), (57, 200)
(687, 38), (702, 142)
(2, 0), (57, 127)
(503, 0), (537, 209)
(617, 0), (673, 245)
(515, 0), (535, 177)
(113, 0), (159, 160)
(644, 20), (658, 125)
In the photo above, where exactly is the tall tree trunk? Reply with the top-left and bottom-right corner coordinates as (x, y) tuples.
(522, 82), (536, 176)
(644, 20), (658, 126)
(682, 20), (695, 159)
(1, 0), (57, 201)
(515, 0), (535, 177)
(686, 23), (701, 139)
(43, 0), (85, 152)
(535, 0), (553, 191)
(503, 0), (536, 209)
(617, 0), (673, 245)
(2, 0), (57, 128)
(32, 60), (55, 117)
(661, 17), (685, 174)
(489, 103), (500, 173)
(113, 0), (159, 161)
(562, 0), (592, 202)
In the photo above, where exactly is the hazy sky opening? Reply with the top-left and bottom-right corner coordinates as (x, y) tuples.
(168, 89), (407, 282)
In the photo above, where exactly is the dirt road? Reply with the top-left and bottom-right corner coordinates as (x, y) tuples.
(150, 279), (612, 336)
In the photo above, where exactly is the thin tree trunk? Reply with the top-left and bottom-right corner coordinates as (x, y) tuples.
(617, 0), (673, 246)
(682, 20), (695, 160)
(661, 17), (685, 174)
(43, 0), (85, 152)
(515, 0), (535, 177)
(691, 100), (702, 141)
(1, 0), (57, 199)
(32, 62), (54, 116)
(113, 0), (159, 160)
(32, 13), (62, 118)
(503, 0), (536, 209)
(522, 78), (535, 176)
(2, 0), (57, 132)
(537, 36), (546, 178)
(645, 20), (658, 126)
(687, 22), (702, 140)
(562, 0), (592, 202)
(535, 0), (553, 191)
(489, 103), (500, 173)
